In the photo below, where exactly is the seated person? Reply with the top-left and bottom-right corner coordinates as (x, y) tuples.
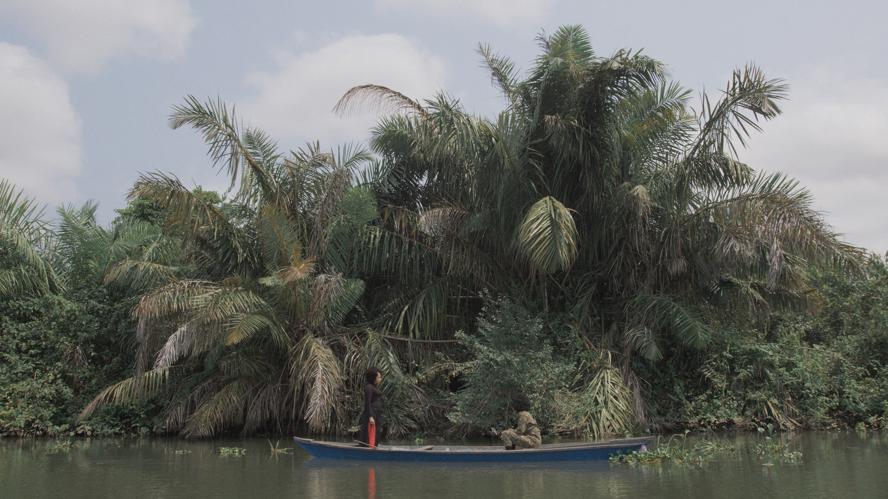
(499, 394), (542, 450)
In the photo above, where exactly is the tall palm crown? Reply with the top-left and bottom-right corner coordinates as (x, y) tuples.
(81, 98), (424, 437)
(344, 25), (861, 418)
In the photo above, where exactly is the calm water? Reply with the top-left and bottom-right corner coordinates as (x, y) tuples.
(1, 432), (887, 498)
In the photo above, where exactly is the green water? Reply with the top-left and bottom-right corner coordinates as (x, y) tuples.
(1, 432), (886, 498)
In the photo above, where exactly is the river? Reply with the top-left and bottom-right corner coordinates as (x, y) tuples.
(1, 432), (886, 498)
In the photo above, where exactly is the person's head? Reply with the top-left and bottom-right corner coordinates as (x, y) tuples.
(365, 367), (382, 386)
(511, 393), (531, 413)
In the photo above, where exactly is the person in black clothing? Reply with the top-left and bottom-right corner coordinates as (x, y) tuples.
(359, 367), (383, 446)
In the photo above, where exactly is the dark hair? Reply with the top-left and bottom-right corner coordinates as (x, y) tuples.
(511, 393), (531, 412)
(365, 367), (380, 385)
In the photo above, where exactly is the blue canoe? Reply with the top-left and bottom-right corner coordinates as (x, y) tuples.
(293, 436), (650, 463)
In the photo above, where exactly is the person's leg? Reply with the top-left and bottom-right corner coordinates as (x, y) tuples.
(500, 429), (518, 448)
(358, 419), (371, 446)
(513, 435), (541, 449)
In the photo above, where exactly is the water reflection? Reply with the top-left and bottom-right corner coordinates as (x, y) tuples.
(1, 433), (887, 498)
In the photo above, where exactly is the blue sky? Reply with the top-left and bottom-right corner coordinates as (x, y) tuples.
(1, 0), (886, 250)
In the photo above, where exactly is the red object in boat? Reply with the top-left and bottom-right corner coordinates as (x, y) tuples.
(368, 420), (377, 448)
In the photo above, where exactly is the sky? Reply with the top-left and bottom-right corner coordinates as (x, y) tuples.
(0, 0), (886, 251)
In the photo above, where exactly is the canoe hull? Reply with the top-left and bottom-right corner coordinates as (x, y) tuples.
(293, 437), (648, 462)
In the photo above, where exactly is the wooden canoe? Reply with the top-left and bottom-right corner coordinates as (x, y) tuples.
(293, 436), (650, 462)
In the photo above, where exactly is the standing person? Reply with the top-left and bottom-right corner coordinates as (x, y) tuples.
(359, 367), (384, 447)
(499, 394), (542, 450)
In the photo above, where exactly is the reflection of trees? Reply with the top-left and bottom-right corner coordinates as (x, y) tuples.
(3, 434), (888, 498)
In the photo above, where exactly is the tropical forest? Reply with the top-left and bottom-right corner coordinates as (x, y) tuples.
(2, 25), (887, 445)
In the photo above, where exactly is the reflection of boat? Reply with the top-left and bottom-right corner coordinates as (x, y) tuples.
(293, 436), (650, 462)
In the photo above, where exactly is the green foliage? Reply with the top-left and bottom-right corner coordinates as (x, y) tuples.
(515, 196), (578, 274)
(1, 25), (885, 440)
(343, 332), (432, 438)
(0, 178), (62, 297)
(0, 293), (146, 436)
(449, 298), (573, 432)
(753, 430), (803, 465)
(114, 198), (165, 225)
(553, 356), (635, 438)
(79, 101), (396, 438)
(611, 432), (802, 468)
(610, 434), (737, 467)
(348, 23), (863, 433)
(645, 256), (888, 431)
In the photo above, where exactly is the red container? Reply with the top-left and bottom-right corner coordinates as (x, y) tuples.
(368, 420), (377, 448)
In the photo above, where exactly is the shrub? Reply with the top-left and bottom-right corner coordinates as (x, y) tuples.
(448, 297), (572, 433)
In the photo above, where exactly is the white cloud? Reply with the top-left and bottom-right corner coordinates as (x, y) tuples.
(242, 34), (446, 146)
(376, 0), (554, 25)
(0, 0), (194, 73)
(742, 71), (888, 252)
(0, 43), (82, 205)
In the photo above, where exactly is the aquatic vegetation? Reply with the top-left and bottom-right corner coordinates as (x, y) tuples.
(753, 436), (803, 465)
(610, 433), (736, 467)
(267, 440), (292, 455)
(613, 430), (805, 467)
(218, 447), (247, 457)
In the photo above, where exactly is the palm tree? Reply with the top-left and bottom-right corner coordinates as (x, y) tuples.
(0, 179), (61, 297)
(81, 98), (427, 437)
(339, 25), (863, 433)
(1, 176), (172, 297)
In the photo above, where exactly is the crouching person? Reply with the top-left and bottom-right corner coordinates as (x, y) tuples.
(500, 394), (542, 450)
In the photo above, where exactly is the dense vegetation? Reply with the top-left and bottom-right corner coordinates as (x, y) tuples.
(2, 26), (886, 439)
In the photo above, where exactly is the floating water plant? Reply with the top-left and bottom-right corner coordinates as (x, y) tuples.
(610, 433), (736, 467)
(267, 440), (292, 455)
(219, 447), (247, 457)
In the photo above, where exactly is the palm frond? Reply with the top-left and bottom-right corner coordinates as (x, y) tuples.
(290, 334), (344, 432)
(130, 172), (256, 273)
(478, 44), (521, 105)
(170, 96), (281, 202)
(388, 278), (450, 339)
(515, 196), (579, 274)
(556, 356), (634, 439)
(182, 379), (252, 438)
(134, 280), (221, 322)
(689, 65), (787, 160)
(334, 84), (428, 118)
(693, 171), (864, 274)
(628, 294), (710, 348)
(623, 326), (662, 362)
(532, 25), (595, 82)
(224, 312), (288, 348)
(618, 81), (695, 175)
(104, 257), (179, 290)
(79, 368), (172, 420)
(306, 274), (365, 328)
(154, 324), (195, 369)
(334, 143), (374, 172)
(0, 179), (61, 296)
